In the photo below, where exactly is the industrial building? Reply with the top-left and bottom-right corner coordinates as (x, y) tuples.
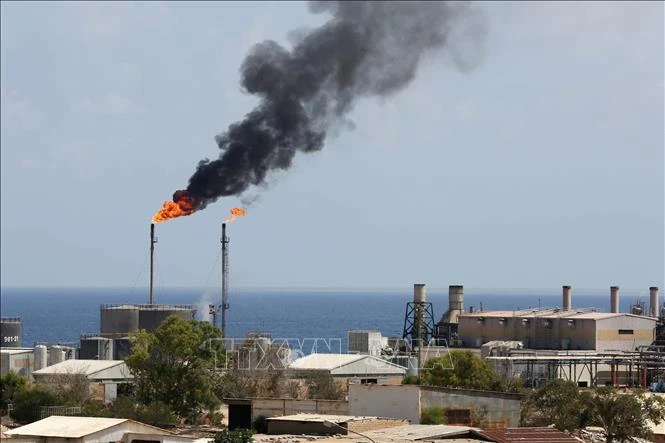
(458, 309), (656, 352)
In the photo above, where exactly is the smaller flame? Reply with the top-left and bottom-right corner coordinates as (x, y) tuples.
(152, 190), (196, 223)
(225, 207), (247, 224)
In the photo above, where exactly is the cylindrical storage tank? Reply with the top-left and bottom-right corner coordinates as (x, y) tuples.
(138, 305), (195, 332)
(34, 345), (48, 370)
(100, 305), (139, 335)
(449, 285), (464, 311)
(562, 285), (572, 312)
(79, 337), (114, 360)
(113, 337), (132, 360)
(413, 284), (426, 303)
(0, 317), (22, 347)
(610, 286), (620, 313)
(650, 287), (659, 318)
(48, 345), (65, 366)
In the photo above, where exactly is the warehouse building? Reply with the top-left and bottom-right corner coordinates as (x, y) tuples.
(289, 353), (406, 386)
(458, 309), (656, 351)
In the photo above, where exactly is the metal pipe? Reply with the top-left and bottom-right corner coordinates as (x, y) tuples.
(150, 223), (155, 304)
(221, 223), (229, 336)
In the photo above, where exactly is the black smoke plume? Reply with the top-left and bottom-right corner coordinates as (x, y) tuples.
(186, 1), (485, 210)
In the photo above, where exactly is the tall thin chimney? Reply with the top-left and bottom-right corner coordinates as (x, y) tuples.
(149, 223), (156, 304)
(650, 287), (660, 318)
(562, 285), (572, 312)
(610, 286), (620, 313)
(221, 223), (230, 336)
(449, 285), (464, 312)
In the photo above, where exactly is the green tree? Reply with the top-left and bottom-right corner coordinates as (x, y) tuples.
(0, 371), (28, 409)
(12, 384), (59, 423)
(125, 315), (225, 422)
(420, 350), (505, 391)
(587, 387), (665, 443)
(520, 379), (590, 431)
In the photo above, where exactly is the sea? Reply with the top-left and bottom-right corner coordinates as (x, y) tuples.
(0, 287), (656, 353)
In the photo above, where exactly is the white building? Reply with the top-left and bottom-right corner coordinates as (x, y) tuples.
(32, 360), (133, 404)
(3, 416), (195, 443)
(289, 353), (406, 384)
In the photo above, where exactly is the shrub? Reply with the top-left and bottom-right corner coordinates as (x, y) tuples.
(252, 414), (269, 433)
(12, 385), (59, 423)
(212, 428), (255, 443)
(402, 375), (420, 385)
(420, 406), (446, 425)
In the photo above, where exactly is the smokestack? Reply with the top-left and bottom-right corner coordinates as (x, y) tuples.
(650, 287), (659, 318)
(449, 285), (464, 312)
(610, 286), (620, 313)
(174, 2), (486, 212)
(221, 223), (230, 336)
(149, 223), (155, 304)
(562, 285), (572, 312)
(413, 283), (426, 303)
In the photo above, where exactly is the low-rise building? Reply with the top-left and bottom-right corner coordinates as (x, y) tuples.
(3, 416), (190, 443)
(1, 347), (34, 377)
(32, 359), (132, 404)
(289, 353), (406, 386)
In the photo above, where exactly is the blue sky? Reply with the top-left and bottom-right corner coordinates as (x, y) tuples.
(1, 1), (663, 290)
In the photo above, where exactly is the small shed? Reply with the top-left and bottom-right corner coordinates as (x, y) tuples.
(32, 359), (132, 403)
(4, 416), (175, 443)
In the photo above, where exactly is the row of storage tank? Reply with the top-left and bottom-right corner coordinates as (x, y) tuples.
(33, 344), (76, 370)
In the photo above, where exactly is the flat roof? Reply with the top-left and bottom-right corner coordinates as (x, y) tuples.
(266, 414), (380, 424)
(33, 359), (126, 376)
(460, 310), (656, 321)
(0, 348), (33, 355)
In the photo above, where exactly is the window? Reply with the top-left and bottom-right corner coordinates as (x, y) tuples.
(618, 329), (634, 335)
(445, 409), (471, 425)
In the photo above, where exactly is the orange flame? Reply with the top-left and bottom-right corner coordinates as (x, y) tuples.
(152, 190), (196, 223)
(225, 207), (247, 223)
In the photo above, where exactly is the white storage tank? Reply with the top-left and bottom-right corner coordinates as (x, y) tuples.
(48, 345), (65, 366)
(34, 345), (48, 370)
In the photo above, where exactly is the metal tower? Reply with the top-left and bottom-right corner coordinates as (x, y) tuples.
(220, 223), (230, 337)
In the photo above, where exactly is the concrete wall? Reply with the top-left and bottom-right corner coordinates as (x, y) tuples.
(0, 350), (34, 377)
(458, 315), (598, 350)
(420, 386), (521, 428)
(348, 384), (420, 424)
(596, 316), (655, 352)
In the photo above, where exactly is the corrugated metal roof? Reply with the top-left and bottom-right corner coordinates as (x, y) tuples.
(32, 359), (126, 376)
(266, 413), (378, 423)
(365, 424), (478, 441)
(5, 416), (173, 439)
(289, 353), (365, 370)
(5, 416), (128, 438)
(475, 427), (582, 442)
(289, 354), (405, 375)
